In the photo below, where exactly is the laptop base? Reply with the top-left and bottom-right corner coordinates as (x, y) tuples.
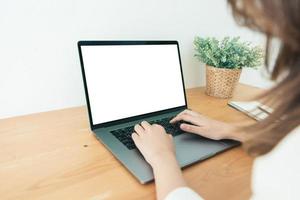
(93, 110), (239, 184)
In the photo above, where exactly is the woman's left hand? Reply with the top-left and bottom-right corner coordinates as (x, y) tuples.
(131, 121), (176, 167)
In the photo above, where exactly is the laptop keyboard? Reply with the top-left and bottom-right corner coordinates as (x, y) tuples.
(111, 116), (184, 150)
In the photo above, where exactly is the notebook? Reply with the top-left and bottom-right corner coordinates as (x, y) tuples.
(228, 101), (273, 121)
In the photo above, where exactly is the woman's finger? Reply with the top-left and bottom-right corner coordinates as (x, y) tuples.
(183, 109), (200, 117)
(170, 111), (191, 123)
(180, 123), (204, 135)
(140, 121), (151, 131)
(169, 110), (188, 123)
(134, 124), (145, 135)
(131, 132), (141, 145)
(152, 124), (165, 133)
(169, 114), (182, 123)
(170, 113), (199, 125)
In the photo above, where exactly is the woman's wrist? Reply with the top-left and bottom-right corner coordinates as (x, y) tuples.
(225, 125), (247, 142)
(150, 152), (178, 169)
(150, 151), (186, 200)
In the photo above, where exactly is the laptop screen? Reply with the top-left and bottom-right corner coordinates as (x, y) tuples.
(80, 42), (186, 126)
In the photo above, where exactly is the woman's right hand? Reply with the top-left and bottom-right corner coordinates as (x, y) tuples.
(170, 109), (245, 142)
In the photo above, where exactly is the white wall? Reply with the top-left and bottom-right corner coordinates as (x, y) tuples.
(0, 0), (273, 119)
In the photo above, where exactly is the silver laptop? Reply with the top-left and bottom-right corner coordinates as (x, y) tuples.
(77, 41), (239, 184)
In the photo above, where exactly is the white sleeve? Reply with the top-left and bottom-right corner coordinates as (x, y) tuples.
(250, 127), (300, 200)
(164, 187), (203, 200)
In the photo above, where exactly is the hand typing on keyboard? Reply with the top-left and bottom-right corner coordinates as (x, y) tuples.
(113, 109), (241, 151)
(130, 109), (244, 200)
(111, 117), (184, 150)
(131, 109), (240, 163)
(131, 121), (176, 167)
(170, 109), (242, 141)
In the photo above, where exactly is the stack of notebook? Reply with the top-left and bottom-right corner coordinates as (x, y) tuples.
(228, 101), (273, 121)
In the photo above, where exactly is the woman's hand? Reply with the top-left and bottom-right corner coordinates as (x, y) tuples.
(131, 121), (176, 167)
(170, 109), (244, 142)
(132, 121), (187, 200)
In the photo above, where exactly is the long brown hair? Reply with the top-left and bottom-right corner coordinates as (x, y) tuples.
(228, 0), (300, 156)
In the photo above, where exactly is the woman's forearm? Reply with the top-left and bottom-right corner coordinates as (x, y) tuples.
(151, 153), (187, 200)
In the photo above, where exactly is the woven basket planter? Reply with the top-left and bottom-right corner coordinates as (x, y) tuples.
(205, 65), (242, 98)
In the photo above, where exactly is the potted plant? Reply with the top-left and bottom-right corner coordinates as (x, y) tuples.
(194, 37), (263, 98)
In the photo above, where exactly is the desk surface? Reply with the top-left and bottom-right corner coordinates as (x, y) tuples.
(0, 84), (262, 200)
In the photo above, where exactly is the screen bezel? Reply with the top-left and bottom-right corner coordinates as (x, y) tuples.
(78, 41), (188, 130)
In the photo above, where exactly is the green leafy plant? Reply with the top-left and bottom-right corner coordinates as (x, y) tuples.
(194, 36), (263, 69)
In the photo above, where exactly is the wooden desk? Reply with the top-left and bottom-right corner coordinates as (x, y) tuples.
(0, 84), (262, 200)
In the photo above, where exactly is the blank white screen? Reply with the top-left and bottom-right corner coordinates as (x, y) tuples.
(81, 44), (186, 125)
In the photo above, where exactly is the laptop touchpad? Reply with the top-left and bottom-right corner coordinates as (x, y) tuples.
(174, 133), (228, 167)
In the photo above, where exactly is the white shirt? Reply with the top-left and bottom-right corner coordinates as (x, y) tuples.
(165, 127), (300, 200)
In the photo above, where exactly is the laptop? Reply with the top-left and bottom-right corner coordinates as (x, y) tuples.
(77, 40), (239, 184)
